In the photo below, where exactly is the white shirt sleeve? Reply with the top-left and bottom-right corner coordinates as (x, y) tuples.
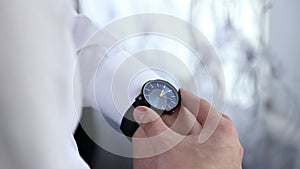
(0, 1), (89, 169)
(73, 15), (163, 126)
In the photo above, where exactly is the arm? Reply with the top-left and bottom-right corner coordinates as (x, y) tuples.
(0, 0), (89, 168)
(74, 15), (166, 126)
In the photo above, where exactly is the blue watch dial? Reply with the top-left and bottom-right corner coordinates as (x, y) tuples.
(142, 79), (179, 111)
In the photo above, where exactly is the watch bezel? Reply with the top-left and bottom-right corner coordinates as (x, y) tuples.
(141, 79), (180, 113)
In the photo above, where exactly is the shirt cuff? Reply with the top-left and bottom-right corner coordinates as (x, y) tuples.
(74, 15), (176, 127)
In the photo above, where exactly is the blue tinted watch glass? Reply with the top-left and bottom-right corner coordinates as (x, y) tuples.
(142, 79), (180, 112)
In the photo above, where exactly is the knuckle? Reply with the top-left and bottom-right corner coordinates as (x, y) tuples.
(140, 118), (164, 137)
(199, 98), (210, 105)
(240, 145), (244, 156)
(236, 143), (244, 160)
(218, 118), (237, 136)
(222, 114), (232, 121)
(141, 120), (156, 133)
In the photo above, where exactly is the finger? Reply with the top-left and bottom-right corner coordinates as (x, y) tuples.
(161, 105), (202, 135)
(133, 106), (184, 158)
(133, 106), (168, 137)
(179, 88), (215, 125)
(179, 89), (223, 143)
(175, 106), (202, 135)
(222, 113), (232, 121)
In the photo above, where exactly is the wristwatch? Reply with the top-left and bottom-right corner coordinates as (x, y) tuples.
(120, 79), (180, 139)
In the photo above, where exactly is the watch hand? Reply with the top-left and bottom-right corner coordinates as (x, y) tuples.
(159, 90), (164, 97)
(161, 90), (172, 96)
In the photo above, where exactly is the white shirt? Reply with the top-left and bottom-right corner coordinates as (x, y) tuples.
(0, 1), (163, 168)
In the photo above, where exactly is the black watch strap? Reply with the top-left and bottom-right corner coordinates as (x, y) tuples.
(120, 94), (145, 140)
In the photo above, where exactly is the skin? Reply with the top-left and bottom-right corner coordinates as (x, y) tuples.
(132, 89), (243, 169)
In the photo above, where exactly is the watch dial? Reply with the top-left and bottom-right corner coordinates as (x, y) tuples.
(142, 80), (179, 111)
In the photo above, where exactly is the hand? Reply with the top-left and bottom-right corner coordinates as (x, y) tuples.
(132, 88), (243, 169)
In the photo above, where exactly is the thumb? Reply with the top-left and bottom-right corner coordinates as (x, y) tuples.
(133, 106), (185, 157)
(133, 106), (169, 137)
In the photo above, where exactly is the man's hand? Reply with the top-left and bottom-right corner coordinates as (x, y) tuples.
(132, 89), (243, 169)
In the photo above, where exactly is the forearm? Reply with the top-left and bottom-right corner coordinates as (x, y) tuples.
(74, 16), (174, 126)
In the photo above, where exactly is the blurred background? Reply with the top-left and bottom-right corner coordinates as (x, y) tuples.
(74, 0), (300, 168)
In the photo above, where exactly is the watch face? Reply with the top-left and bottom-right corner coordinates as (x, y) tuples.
(142, 79), (180, 111)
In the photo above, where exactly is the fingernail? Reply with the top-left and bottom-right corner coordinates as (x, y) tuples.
(134, 106), (148, 122)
